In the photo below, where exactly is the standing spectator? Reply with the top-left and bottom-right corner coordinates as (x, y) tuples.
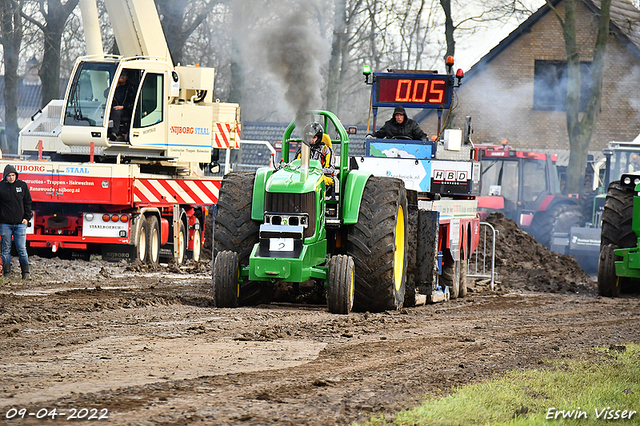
(0, 165), (33, 279)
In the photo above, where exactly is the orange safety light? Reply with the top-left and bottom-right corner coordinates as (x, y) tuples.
(445, 56), (454, 66)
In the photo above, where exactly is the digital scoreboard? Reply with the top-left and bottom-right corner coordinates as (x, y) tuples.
(373, 73), (454, 109)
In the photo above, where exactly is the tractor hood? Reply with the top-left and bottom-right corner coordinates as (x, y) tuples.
(266, 159), (324, 194)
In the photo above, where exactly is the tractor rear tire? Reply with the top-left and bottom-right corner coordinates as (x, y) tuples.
(347, 176), (407, 312)
(213, 250), (239, 307)
(327, 255), (355, 314)
(214, 172), (260, 262)
(214, 172), (270, 306)
(530, 204), (570, 248)
(404, 199), (419, 307)
(442, 260), (460, 299)
(601, 181), (635, 249)
(597, 244), (621, 297)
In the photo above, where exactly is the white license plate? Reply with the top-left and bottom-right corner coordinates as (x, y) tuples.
(269, 238), (294, 252)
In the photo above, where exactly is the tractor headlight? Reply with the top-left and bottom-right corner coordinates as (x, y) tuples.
(624, 176), (632, 185)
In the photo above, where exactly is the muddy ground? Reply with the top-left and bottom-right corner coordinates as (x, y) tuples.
(0, 214), (639, 425)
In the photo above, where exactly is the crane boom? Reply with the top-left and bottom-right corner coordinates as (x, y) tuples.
(104, 0), (172, 65)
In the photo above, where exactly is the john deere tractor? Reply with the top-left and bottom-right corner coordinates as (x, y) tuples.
(597, 172), (640, 297)
(213, 110), (407, 313)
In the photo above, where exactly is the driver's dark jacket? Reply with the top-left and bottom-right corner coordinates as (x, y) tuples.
(374, 116), (427, 141)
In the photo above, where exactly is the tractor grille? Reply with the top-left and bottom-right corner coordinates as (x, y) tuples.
(265, 192), (316, 238)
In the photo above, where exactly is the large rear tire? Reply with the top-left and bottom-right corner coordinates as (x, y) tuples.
(214, 172), (259, 262)
(347, 176), (407, 312)
(598, 244), (621, 297)
(213, 250), (239, 307)
(214, 172), (269, 306)
(326, 255), (355, 314)
(530, 204), (572, 248)
(601, 181), (635, 249)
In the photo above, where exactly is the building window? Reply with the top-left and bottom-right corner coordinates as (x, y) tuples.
(533, 60), (593, 111)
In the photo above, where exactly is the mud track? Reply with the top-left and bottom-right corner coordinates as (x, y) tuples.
(0, 253), (637, 425)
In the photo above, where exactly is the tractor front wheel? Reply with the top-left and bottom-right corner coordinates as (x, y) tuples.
(326, 255), (355, 314)
(597, 244), (621, 297)
(213, 250), (239, 307)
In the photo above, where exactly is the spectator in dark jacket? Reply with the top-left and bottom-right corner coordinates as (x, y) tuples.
(373, 105), (427, 141)
(0, 164), (33, 279)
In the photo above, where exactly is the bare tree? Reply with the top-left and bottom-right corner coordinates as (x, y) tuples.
(546, 0), (611, 194)
(155, 0), (217, 65)
(0, 0), (23, 153)
(439, 0), (533, 61)
(21, 0), (79, 107)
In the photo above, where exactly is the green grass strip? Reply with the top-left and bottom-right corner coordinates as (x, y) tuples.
(356, 343), (640, 425)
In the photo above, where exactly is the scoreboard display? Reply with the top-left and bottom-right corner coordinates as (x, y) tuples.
(373, 73), (454, 109)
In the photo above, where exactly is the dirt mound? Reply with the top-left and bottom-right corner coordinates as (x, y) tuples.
(481, 212), (596, 295)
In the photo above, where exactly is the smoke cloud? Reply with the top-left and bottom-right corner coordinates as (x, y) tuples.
(252, 1), (329, 128)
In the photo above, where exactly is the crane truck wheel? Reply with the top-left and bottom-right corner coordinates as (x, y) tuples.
(176, 221), (187, 265)
(213, 250), (239, 307)
(214, 172), (270, 306)
(601, 181), (636, 249)
(442, 260), (460, 299)
(135, 217), (149, 263)
(146, 215), (160, 265)
(597, 244), (621, 297)
(347, 176), (407, 312)
(459, 260), (468, 298)
(326, 255), (355, 314)
(191, 218), (202, 262)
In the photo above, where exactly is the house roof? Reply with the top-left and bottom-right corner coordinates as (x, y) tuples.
(414, 0), (640, 123)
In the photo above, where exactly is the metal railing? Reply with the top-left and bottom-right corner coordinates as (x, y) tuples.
(467, 221), (497, 290)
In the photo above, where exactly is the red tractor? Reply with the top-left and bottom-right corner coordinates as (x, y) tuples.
(475, 142), (578, 247)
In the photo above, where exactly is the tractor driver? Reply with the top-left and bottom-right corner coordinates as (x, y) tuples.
(296, 122), (336, 195)
(373, 105), (427, 141)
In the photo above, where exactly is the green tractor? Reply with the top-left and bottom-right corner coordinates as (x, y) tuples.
(212, 111), (407, 313)
(597, 172), (640, 297)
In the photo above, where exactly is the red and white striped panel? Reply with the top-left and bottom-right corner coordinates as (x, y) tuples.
(133, 178), (222, 205)
(213, 122), (240, 149)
